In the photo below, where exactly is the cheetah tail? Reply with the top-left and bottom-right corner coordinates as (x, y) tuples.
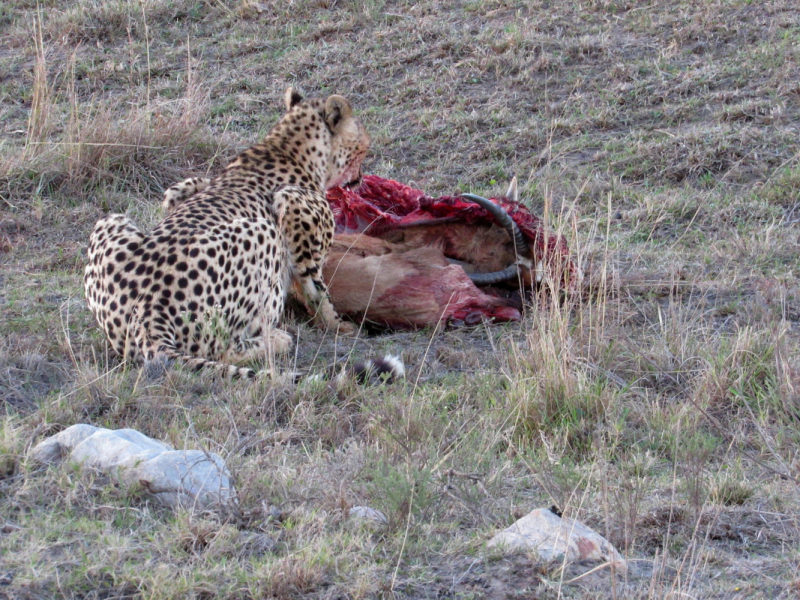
(146, 344), (403, 385)
(307, 354), (405, 386)
(350, 355), (405, 384)
(145, 348), (256, 381)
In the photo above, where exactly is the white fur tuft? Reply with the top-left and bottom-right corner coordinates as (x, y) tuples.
(380, 354), (405, 379)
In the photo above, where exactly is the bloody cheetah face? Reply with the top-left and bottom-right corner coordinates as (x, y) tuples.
(321, 95), (370, 190)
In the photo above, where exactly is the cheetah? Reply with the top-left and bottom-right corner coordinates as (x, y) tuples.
(84, 88), (374, 380)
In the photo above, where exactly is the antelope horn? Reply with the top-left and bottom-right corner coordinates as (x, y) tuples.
(505, 176), (518, 202)
(461, 193), (531, 258)
(468, 265), (520, 285)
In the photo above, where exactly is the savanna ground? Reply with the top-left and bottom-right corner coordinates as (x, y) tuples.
(1, 0), (800, 598)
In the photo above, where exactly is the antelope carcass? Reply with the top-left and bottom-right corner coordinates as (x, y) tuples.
(321, 176), (580, 329)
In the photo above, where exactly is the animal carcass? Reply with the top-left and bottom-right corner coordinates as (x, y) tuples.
(321, 176), (580, 329)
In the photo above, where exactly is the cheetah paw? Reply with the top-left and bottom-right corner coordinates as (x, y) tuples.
(266, 329), (294, 354)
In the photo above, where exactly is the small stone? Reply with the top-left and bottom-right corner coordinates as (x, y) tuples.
(488, 508), (626, 572)
(349, 506), (388, 524)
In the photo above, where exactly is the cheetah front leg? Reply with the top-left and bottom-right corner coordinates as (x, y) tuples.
(274, 186), (355, 334)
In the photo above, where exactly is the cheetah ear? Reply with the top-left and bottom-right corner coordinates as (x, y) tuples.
(324, 95), (353, 132)
(285, 87), (303, 111)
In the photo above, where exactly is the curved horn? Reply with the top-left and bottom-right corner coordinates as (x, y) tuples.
(461, 193), (531, 258)
(468, 265), (520, 286)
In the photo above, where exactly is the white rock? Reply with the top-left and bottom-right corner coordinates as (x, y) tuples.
(349, 506), (388, 524)
(488, 508), (626, 571)
(30, 424), (235, 510)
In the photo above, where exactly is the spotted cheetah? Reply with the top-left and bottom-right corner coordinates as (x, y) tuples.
(84, 88), (372, 379)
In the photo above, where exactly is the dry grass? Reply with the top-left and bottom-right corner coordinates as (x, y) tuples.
(2, 0), (800, 598)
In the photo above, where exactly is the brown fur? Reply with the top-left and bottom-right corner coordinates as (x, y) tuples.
(323, 234), (516, 328)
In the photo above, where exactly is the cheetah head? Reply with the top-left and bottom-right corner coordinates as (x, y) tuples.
(285, 88), (370, 190)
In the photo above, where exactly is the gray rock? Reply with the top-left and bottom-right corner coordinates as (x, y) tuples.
(488, 508), (626, 572)
(30, 424), (235, 511)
